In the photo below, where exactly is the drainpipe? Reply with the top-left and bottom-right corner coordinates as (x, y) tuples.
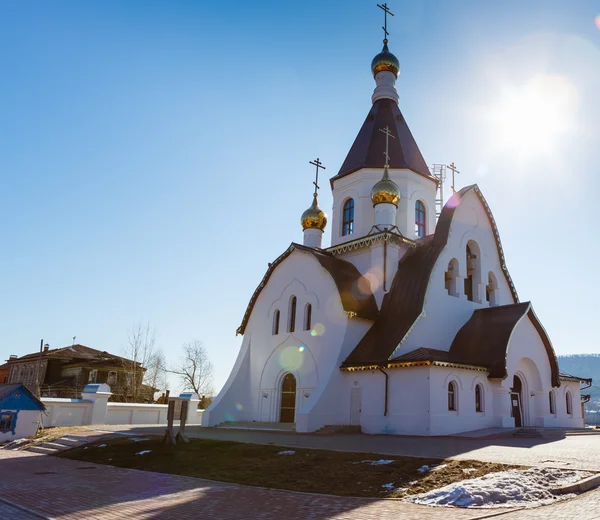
(378, 367), (389, 416)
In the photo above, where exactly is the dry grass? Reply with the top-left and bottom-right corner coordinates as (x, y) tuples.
(56, 436), (521, 498)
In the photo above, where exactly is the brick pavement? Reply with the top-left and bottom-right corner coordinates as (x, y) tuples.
(0, 450), (510, 520)
(2, 449), (600, 520)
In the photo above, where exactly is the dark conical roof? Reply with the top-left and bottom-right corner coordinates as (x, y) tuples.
(330, 98), (436, 186)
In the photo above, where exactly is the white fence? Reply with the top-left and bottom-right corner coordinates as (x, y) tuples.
(41, 384), (203, 428)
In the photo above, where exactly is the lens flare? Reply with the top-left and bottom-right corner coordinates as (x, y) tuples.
(279, 345), (304, 370)
(298, 345), (305, 352)
(235, 403), (243, 411)
(595, 15), (600, 30)
(311, 322), (325, 336)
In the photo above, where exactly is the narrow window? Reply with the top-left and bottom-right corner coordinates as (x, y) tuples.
(566, 392), (572, 415)
(415, 200), (426, 238)
(304, 303), (312, 331)
(465, 244), (475, 301)
(549, 391), (555, 415)
(272, 310), (280, 335)
(475, 384), (483, 412)
(448, 381), (457, 411)
(107, 371), (117, 386)
(0, 413), (16, 433)
(88, 369), (98, 383)
(288, 296), (297, 333)
(342, 199), (355, 236)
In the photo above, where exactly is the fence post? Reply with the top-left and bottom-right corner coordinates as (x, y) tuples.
(81, 383), (112, 425)
(179, 391), (200, 425)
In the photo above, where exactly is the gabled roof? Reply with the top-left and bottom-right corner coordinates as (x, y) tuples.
(449, 302), (561, 388)
(343, 184), (519, 368)
(237, 243), (379, 336)
(330, 98), (436, 187)
(9, 344), (138, 367)
(0, 384), (46, 411)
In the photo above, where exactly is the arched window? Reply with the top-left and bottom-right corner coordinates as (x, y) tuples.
(486, 272), (498, 306)
(415, 200), (426, 238)
(342, 199), (355, 236)
(445, 258), (459, 297)
(272, 309), (280, 335)
(465, 241), (481, 302)
(448, 381), (457, 411)
(566, 392), (573, 416)
(304, 303), (312, 331)
(288, 296), (297, 333)
(475, 384), (484, 412)
(549, 391), (556, 415)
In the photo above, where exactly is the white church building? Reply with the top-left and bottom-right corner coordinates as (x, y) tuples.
(202, 25), (586, 436)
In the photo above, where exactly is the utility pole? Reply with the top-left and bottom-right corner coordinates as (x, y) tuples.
(34, 339), (43, 398)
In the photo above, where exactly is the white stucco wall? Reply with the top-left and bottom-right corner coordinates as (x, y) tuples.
(394, 189), (515, 357)
(0, 410), (40, 442)
(330, 168), (437, 246)
(203, 248), (372, 429)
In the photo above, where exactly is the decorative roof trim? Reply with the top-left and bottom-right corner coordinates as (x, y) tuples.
(341, 360), (487, 372)
(326, 231), (416, 256)
(236, 243), (379, 336)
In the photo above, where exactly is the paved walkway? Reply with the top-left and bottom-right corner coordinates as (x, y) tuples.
(95, 425), (600, 471)
(3, 448), (600, 519)
(0, 450), (511, 520)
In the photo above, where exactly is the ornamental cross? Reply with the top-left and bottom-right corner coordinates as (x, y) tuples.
(377, 3), (394, 41)
(447, 161), (460, 194)
(309, 158), (326, 195)
(379, 126), (395, 166)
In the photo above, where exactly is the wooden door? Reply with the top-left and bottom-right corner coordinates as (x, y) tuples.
(350, 388), (362, 425)
(510, 392), (522, 427)
(280, 374), (296, 423)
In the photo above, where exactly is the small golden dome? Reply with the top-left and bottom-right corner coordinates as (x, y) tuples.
(371, 167), (400, 206)
(301, 194), (327, 231)
(371, 40), (400, 78)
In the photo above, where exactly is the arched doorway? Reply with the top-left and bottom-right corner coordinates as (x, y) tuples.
(511, 375), (523, 427)
(280, 373), (296, 423)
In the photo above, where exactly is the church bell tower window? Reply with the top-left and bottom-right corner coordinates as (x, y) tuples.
(342, 199), (355, 236)
(273, 310), (280, 335)
(415, 200), (426, 238)
(288, 296), (297, 333)
(304, 303), (312, 331)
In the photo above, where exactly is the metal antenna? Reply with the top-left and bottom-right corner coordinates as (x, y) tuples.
(447, 162), (460, 194)
(309, 158), (326, 196)
(377, 3), (395, 42)
(379, 126), (395, 167)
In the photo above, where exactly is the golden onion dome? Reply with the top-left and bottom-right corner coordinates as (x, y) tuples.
(301, 194), (327, 231)
(371, 168), (400, 206)
(371, 40), (400, 78)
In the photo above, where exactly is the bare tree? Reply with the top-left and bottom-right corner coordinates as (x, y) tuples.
(121, 321), (158, 402)
(145, 349), (168, 396)
(169, 340), (213, 396)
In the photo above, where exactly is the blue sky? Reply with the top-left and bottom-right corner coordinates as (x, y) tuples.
(1, 1), (599, 393)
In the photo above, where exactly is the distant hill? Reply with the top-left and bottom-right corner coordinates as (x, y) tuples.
(557, 354), (600, 398)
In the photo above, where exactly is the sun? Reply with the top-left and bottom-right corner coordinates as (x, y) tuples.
(486, 74), (579, 160)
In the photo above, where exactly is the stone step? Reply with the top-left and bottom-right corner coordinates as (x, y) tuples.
(28, 446), (59, 455)
(39, 441), (71, 450)
(52, 437), (87, 447)
(513, 428), (543, 438)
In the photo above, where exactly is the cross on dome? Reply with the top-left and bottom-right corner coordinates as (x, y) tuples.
(377, 3), (395, 43)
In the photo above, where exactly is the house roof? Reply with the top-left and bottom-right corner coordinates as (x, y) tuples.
(237, 243), (379, 335)
(8, 344), (139, 367)
(342, 185), (519, 368)
(449, 302), (561, 387)
(330, 98), (436, 187)
(0, 384), (45, 411)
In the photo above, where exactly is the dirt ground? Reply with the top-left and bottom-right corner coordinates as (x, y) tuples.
(56, 435), (521, 498)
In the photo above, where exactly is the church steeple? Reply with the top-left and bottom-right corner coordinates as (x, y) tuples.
(301, 159), (327, 249)
(371, 3), (400, 104)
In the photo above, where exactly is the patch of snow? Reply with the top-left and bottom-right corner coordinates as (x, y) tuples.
(129, 437), (150, 442)
(135, 450), (152, 455)
(462, 468), (477, 474)
(362, 459), (395, 465)
(409, 481), (418, 485)
(417, 465), (431, 473)
(97, 444), (107, 448)
(408, 468), (593, 508)
(83, 447), (88, 450)
(381, 483), (395, 490)
(395, 487), (409, 493)
(432, 464), (448, 471)
(277, 450), (296, 455)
